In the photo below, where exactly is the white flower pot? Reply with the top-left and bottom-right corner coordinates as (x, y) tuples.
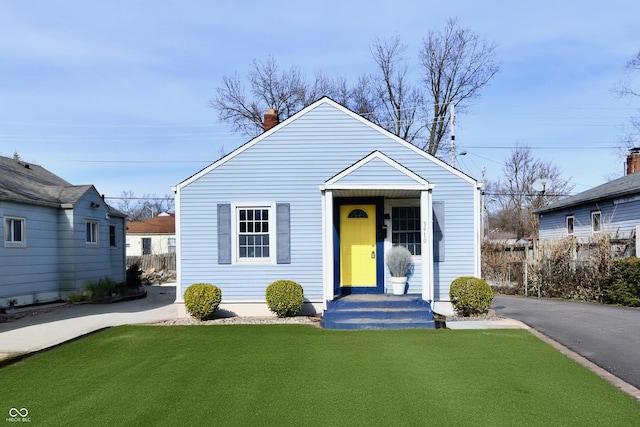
(391, 276), (407, 295)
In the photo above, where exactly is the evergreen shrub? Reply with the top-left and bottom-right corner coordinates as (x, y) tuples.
(265, 280), (304, 318)
(184, 283), (222, 320)
(450, 276), (494, 317)
(605, 257), (640, 307)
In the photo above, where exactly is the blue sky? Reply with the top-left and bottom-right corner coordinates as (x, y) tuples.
(1, 1), (639, 202)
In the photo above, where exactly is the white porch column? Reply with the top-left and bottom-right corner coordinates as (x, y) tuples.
(321, 189), (334, 309)
(420, 190), (434, 302)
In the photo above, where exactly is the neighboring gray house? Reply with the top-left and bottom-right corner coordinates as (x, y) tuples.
(0, 155), (126, 307)
(537, 149), (640, 244)
(174, 98), (482, 316)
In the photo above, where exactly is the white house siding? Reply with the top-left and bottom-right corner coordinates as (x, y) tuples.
(0, 201), (61, 305)
(178, 101), (479, 304)
(126, 234), (175, 256)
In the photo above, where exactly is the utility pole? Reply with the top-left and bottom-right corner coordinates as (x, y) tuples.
(450, 104), (456, 168)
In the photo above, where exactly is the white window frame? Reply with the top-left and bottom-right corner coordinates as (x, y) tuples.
(231, 202), (276, 264)
(566, 215), (574, 236)
(4, 216), (26, 248)
(591, 211), (601, 234)
(86, 220), (99, 245)
(386, 199), (422, 258)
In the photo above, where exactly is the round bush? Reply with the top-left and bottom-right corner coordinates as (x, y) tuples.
(184, 283), (222, 320)
(265, 280), (304, 318)
(449, 276), (494, 317)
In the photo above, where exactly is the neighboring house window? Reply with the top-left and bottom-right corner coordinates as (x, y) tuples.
(142, 237), (152, 255)
(4, 217), (25, 247)
(391, 206), (421, 256)
(126, 238), (130, 249)
(109, 225), (117, 248)
(591, 211), (601, 233)
(566, 215), (574, 235)
(86, 220), (99, 244)
(237, 206), (272, 260)
(168, 237), (176, 254)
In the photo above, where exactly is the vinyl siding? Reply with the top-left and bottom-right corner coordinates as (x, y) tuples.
(539, 196), (640, 241)
(178, 101), (478, 302)
(0, 192), (125, 305)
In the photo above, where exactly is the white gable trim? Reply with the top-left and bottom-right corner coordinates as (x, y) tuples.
(321, 150), (433, 191)
(176, 97), (478, 190)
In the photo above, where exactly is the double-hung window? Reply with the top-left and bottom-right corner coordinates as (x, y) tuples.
(86, 220), (99, 245)
(566, 215), (574, 236)
(4, 217), (25, 247)
(234, 204), (275, 263)
(591, 211), (601, 233)
(391, 206), (421, 256)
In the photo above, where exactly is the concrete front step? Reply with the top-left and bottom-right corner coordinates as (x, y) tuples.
(322, 294), (436, 330)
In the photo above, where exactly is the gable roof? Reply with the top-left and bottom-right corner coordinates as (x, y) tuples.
(127, 213), (175, 234)
(536, 172), (640, 214)
(0, 155), (124, 216)
(176, 97), (479, 189)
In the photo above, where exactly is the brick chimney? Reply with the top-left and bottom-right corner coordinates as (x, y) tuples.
(263, 108), (278, 132)
(626, 147), (640, 175)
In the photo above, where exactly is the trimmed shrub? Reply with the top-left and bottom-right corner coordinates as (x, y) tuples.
(184, 283), (222, 320)
(450, 276), (494, 317)
(265, 280), (304, 318)
(605, 257), (640, 307)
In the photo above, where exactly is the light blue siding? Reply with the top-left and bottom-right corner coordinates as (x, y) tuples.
(539, 197), (640, 241)
(0, 190), (125, 305)
(178, 101), (478, 302)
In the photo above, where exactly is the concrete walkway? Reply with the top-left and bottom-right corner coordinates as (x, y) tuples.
(0, 283), (178, 361)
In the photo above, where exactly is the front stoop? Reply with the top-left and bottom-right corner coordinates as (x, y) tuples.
(321, 294), (436, 330)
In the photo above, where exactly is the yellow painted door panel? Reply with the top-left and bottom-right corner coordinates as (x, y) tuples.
(340, 204), (376, 287)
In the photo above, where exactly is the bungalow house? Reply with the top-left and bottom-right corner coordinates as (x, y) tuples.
(0, 155), (126, 307)
(126, 213), (176, 256)
(174, 98), (482, 316)
(536, 148), (640, 251)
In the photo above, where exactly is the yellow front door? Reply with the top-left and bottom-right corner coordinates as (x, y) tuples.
(340, 204), (377, 287)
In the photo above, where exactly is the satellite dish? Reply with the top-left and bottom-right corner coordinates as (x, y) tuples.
(532, 178), (550, 193)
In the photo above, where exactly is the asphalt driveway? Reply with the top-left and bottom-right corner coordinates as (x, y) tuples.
(493, 295), (640, 390)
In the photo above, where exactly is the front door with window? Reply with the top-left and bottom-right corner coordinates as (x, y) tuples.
(339, 204), (377, 290)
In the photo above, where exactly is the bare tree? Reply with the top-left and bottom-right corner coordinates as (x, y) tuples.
(368, 35), (425, 144)
(487, 144), (573, 239)
(613, 51), (640, 155)
(114, 190), (175, 221)
(212, 57), (310, 137)
(419, 18), (500, 155)
(211, 19), (499, 159)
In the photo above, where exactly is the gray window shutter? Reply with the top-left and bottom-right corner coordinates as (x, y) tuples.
(433, 201), (444, 262)
(276, 203), (291, 264)
(217, 204), (231, 264)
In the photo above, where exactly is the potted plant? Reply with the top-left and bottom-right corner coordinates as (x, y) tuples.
(385, 246), (413, 295)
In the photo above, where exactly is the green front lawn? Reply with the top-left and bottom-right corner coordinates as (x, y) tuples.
(2, 325), (638, 426)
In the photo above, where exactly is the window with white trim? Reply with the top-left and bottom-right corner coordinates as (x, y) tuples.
(86, 220), (99, 244)
(591, 211), (601, 233)
(391, 206), (421, 256)
(566, 215), (574, 235)
(4, 217), (25, 247)
(234, 204), (275, 262)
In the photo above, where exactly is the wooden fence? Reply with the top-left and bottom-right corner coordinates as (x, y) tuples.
(126, 254), (176, 271)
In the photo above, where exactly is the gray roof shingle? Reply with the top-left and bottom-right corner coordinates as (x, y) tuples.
(535, 172), (640, 214)
(0, 156), (124, 217)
